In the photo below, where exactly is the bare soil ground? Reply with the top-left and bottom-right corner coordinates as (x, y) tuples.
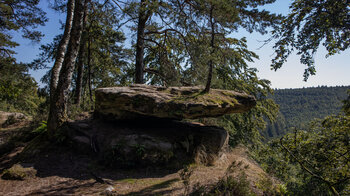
(0, 123), (272, 196)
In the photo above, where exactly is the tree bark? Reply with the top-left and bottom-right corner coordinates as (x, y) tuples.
(74, 40), (85, 105)
(50, 0), (75, 101)
(74, 3), (89, 105)
(87, 37), (93, 106)
(48, 0), (87, 137)
(135, 0), (150, 84)
(204, 5), (215, 93)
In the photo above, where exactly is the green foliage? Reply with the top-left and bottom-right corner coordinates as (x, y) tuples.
(0, 0), (48, 119)
(256, 174), (287, 196)
(281, 115), (350, 195)
(264, 86), (349, 139)
(255, 114), (350, 195)
(26, 1), (280, 149)
(34, 0), (132, 111)
(2, 1), (349, 195)
(147, 0), (281, 144)
(252, 140), (296, 185)
(32, 121), (47, 134)
(1, 164), (37, 180)
(199, 70), (279, 145)
(136, 0), (282, 88)
(0, 0), (47, 57)
(181, 25), (281, 145)
(0, 59), (45, 115)
(84, 1), (133, 88)
(342, 90), (350, 116)
(271, 0), (350, 80)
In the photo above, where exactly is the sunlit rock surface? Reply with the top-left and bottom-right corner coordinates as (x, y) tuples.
(95, 84), (256, 120)
(0, 111), (27, 128)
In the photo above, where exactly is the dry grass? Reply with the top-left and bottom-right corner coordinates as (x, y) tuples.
(0, 144), (276, 196)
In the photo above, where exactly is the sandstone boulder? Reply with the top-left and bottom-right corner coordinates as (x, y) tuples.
(0, 111), (27, 128)
(95, 84), (256, 120)
(67, 118), (229, 167)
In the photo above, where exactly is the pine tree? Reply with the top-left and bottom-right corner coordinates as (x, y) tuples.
(0, 0), (47, 58)
(172, 0), (281, 92)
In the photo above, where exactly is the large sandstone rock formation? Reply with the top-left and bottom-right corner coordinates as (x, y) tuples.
(69, 85), (257, 167)
(95, 84), (256, 120)
(68, 118), (229, 167)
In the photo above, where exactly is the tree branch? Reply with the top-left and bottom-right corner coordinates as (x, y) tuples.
(143, 68), (167, 86)
(280, 136), (340, 196)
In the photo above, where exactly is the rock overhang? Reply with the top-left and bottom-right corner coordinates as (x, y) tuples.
(95, 84), (257, 120)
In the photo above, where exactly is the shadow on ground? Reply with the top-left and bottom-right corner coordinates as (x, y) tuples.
(0, 125), (185, 195)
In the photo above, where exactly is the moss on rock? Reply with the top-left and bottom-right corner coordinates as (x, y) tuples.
(1, 164), (37, 180)
(95, 84), (256, 120)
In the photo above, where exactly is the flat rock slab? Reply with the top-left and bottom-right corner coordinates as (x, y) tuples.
(95, 84), (256, 120)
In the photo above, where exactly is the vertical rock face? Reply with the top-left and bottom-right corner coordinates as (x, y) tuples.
(68, 118), (229, 167)
(95, 84), (256, 120)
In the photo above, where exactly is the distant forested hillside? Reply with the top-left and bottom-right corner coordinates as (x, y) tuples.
(263, 86), (349, 138)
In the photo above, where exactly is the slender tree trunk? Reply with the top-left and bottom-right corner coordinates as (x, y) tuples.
(48, 0), (87, 137)
(135, 0), (150, 84)
(87, 37), (93, 106)
(74, 3), (89, 105)
(50, 0), (75, 100)
(75, 41), (86, 105)
(204, 5), (215, 93)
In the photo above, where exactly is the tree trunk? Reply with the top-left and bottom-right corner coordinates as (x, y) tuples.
(48, 0), (87, 137)
(50, 0), (75, 101)
(74, 41), (85, 105)
(87, 37), (93, 106)
(204, 5), (215, 93)
(74, 3), (89, 105)
(135, 0), (150, 84)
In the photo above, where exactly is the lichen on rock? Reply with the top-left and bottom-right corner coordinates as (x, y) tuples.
(95, 84), (256, 120)
(1, 164), (37, 180)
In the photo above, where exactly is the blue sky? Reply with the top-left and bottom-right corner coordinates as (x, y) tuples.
(11, 0), (350, 89)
